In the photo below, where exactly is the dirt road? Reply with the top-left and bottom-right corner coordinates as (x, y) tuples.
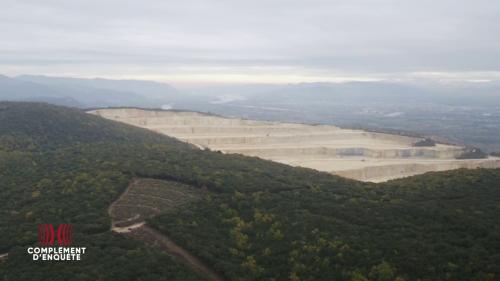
(109, 178), (225, 281)
(125, 225), (225, 281)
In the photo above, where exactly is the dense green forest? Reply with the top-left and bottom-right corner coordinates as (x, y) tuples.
(150, 169), (500, 281)
(0, 102), (499, 281)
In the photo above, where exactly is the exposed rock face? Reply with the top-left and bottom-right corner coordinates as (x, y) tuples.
(89, 108), (500, 182)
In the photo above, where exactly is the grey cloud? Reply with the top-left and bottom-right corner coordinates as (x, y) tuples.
(1, 0), (499, 82)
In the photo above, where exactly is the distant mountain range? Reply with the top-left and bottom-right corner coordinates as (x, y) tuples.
(1, 74), (500, 109)
(1, 74), (500, 152)
(0, 74), (182, 108)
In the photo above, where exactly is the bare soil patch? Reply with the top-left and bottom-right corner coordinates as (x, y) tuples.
(109, 178), (202, 228)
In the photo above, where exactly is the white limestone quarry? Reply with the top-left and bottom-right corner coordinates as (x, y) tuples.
(89, 108), (500, 182)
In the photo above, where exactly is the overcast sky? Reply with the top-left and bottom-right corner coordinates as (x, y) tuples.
(1, 0), (500, 85)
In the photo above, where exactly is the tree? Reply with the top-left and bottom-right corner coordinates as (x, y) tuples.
(369, 262), (396, 281)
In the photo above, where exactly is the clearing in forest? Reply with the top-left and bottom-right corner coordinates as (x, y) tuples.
(109, 178), (202, 229)
(109, 178), (224, 281)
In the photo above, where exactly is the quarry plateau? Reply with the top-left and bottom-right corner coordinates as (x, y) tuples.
(90, 108), (500, 182)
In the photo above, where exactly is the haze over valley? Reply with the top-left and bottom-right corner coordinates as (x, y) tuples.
(2, 73), (500, 154)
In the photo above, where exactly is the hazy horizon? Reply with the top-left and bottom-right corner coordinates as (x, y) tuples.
(2, 1), (500, 85)
(3, 72), (500, 91)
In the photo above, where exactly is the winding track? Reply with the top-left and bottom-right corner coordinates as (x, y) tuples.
(126, 225), (225, 281)
(109, 179), (225, 281)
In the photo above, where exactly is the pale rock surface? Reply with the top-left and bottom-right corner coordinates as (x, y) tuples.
(89, 108), (500, 182)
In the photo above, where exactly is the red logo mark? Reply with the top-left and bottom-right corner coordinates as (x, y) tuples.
(38, 224), (73, 246)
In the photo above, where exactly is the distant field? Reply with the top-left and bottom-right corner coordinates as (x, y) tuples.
(90, 108), (500, 182)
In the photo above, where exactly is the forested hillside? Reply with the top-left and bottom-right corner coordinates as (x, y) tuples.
(0, 102), (498, 281)
(151, 169), (500, 281)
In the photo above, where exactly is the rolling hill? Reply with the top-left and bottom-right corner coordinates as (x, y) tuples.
(0, 102), (499, 281)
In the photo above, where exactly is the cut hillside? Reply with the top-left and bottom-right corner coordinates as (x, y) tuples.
(90, 108), (500, 182)
(0, 102), (356, 280)
(1, 102), (499, 281)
